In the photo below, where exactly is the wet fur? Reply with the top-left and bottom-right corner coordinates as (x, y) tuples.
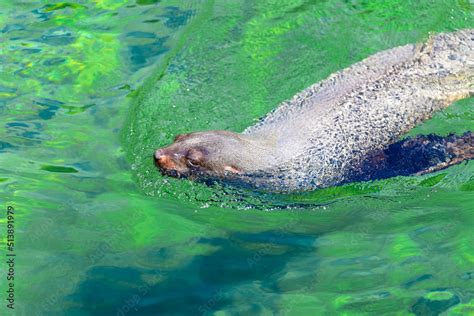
(156, 29), (473, 192)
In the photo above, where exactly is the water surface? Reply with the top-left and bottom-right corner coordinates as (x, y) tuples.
(0, 1), (473, 315)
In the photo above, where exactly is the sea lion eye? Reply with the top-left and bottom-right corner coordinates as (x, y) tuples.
(187, 159), (200, 168)
(186, 148), (205, 168)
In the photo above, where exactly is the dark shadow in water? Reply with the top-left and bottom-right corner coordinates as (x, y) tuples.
(0, 141), (14, 152)
(5, 121), (44, 148)
(34, 98), (64, 120)
(410, 289), (460, 316)
(129, 36), (169, 69)
(403, 274), (433, 289)
(126, 31), (157, 39)
(2, 23), (25, 33)
(31, 8), (54, 22)
(160, 6), (194, 29)
(68, 231), (319, 315)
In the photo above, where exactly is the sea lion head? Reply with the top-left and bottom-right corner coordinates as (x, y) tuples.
(153, 130), (246, 179)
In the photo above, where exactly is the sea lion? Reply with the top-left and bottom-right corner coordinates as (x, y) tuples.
(154, 29), (473, 193)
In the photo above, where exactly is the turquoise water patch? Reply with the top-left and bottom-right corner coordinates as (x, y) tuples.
(0, 0), (473, 315)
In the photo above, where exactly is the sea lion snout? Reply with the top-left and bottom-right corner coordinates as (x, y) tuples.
(153, 130), (251, 179)
(154, 149), (177, 171)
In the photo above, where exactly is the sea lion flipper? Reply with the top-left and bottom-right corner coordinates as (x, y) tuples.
(350, 132), (473, 183)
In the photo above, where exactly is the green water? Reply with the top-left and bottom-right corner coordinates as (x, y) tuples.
(1, 0), (473, 315)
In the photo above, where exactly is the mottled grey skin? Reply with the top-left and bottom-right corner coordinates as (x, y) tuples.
(154, 29), (473, 192)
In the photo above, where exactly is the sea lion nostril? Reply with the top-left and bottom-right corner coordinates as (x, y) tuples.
(154, 149), (165, 160)
(153, 150), (178, 171)
(153, 150), (167, 171)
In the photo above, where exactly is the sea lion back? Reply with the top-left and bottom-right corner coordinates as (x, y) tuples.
(245, 29), (473, 192)
(243, 42), (421, 136)
(244, 29), (473, 139)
